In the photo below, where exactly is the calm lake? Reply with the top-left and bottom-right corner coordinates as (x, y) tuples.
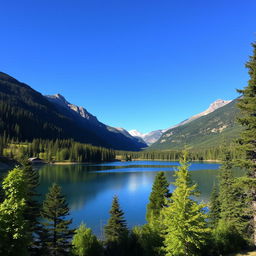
(36, 161), (225, 237)
(1, 160), (245, 237)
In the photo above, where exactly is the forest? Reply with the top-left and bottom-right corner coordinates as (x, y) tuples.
(0, 43), (256, 256)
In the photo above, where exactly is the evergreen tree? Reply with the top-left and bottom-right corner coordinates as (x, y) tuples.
(209, 184), (220, 228)
(132, 225), (163, 256)
(161, 151), (210, 256)
(218, 151), (248, 235)
(72, 223), (103, 256)
(0, 167), (29, 256)
(104, 195), (128, 256)
(237, 41), (256, 246)
(22, 161), (42, 255)
(146, 171), (170, 225)
(41, 183), (73, 256)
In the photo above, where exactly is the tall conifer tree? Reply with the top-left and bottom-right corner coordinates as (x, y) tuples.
(41, 183), (73, 256)
(22, 161), (42, 255)
(161, 151), (209, 256)
(104, 196), (128, 256)
(237, 42), (256, 245)
(217, 151), (248, 235)
(209, 184), (220, 228)
(146, 171), (170, 224)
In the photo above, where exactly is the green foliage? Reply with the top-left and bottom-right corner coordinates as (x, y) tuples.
(0, 72), (146, 151)
(207, 149), (250, 254)
(104, 195), (128, 256)
(72, 223), (103, 256)
(3, 138), (116, 163)
(41, 183), (73, 255)
(236, 41), (256, 246)
(22, 162), (43, 255)
(0, 72), (80, 142)
(208, 184), (220, 228)
(218, 152), (249, 236)
(132, 224), (164, 256)
(0, 167), (29, 256)
(211, 222), (247, 255)
(150, 99), (242, 151)
(161, 151), (210, 256)
(117, 143), (242, 161)
(146, 171), (170, 225)
(104, 195), (128, 242)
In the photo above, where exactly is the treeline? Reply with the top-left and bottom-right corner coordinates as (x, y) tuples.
(117, 144), (242, 161)
(0, 151), (254, 256)
(0, 135), (242, 164)
(1, 138), (115, 163)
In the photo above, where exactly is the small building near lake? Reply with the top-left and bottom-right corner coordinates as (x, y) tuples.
(28, 157), (45, 164)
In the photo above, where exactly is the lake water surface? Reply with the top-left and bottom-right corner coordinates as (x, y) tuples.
(36, 161), (225, 237)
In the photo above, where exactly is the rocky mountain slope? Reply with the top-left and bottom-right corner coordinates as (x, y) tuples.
(129, 129), (164, 145)
(129, 99), (231, 145)
(0, 72), (147, 151)
(46, 93), (147, 150)
(149, 99), (241, 150)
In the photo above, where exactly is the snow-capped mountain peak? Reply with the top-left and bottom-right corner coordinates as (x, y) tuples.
(129, 129), (144, 138)
(129, 99), (232, 145)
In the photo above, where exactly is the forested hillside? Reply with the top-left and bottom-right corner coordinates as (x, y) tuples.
(150, 99), (242, 150)
(0, 72), (146, 151)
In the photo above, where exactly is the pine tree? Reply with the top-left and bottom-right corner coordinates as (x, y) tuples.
(218, 151), (248, 235)
(72, 223), (103, 256)
(21, 161), (42, 255)
(237, 41), (256, 246)
(41, 183), (73, 256)
(132, 225), (163, 256)
(104, 195), (128, 242)
(104, 195), (128, 256)
(146, 171), (170, 225)
(207, 150), (249, 254)
(0, 167), (29, 256)
(161, 151), (210, 256)
(209, 184), (220, 228)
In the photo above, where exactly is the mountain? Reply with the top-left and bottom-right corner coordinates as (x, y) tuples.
(149, 99), (242, 150)
(129, 130), (144, 138)
(46, 93), (147, 150)
(129, 129), (164, 145)
(129, 99), (231, 145)
(0, 72), (147, 151)
(164, 99), (231, 131)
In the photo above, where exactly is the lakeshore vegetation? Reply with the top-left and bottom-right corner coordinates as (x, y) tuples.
(0, 42), (256, 256)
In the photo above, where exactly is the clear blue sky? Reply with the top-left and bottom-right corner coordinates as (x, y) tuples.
(1, 0), (256, 133)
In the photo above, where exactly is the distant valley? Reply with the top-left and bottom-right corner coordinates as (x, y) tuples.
(0, 72), (147, 151)
(0, 71), (241, 152)
(129, 99), (236, 146)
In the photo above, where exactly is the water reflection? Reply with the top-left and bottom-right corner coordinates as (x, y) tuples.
(36, 162), (229, 236)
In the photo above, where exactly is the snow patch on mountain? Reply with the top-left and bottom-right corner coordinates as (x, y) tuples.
(129, 99), (232, 145)
(128, 129), (163, 146)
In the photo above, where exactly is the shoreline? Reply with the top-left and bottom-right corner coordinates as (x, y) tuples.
(130, 159), (221, 163)
(47, 159), (221, 165)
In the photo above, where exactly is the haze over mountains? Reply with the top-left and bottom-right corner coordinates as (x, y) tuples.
(129, 99), (232, 145)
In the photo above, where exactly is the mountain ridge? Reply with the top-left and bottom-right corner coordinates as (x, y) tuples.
(149, 98), (241, 150)
(129, 99), (231, 145)
(0, 71), (147, 151)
